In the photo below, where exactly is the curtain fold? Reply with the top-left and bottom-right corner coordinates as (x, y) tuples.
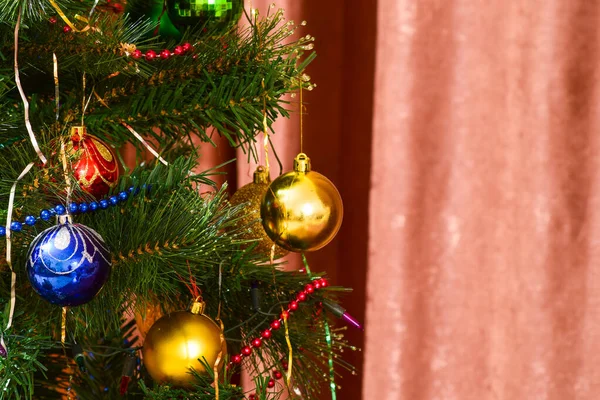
(365, 1), (600, 399)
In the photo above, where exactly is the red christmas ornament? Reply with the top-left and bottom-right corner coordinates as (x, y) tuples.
(173, 45), (184, 55)
(251, 338), (262, 348)
(69, 126), (119, 198)
(132, 49), (142, 59)
(289, 301), (299, 311)
(49, 16), (57, 24)
(182, 42), (193, 52)
(273, 370), (283, 380)
(63, 25), (72, 33)
(249, 395), (256, 400)
(267, 378), (275, 388)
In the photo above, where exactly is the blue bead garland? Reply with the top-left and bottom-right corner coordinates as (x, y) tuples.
(0, 186), (142, 238)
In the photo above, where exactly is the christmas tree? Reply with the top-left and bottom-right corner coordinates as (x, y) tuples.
(0, 1), (359, 399)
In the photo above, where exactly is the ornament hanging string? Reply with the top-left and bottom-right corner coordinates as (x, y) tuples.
(82, 73), (86, 126)
(261, 79), (270, 170)
(81, 74), (95, 127)
(53, 53), (60, 122)
(299, 85), (304, 154)
(14, 9), (47, 165)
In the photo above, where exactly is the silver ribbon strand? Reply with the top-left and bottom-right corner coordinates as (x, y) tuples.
(5, 162), (35, 330)
(121, 123), (170, 166)
(14, 10), (47, 165)
(89, 0), (101, 17)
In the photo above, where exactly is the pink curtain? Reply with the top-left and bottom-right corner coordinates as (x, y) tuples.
(365, 1), (600, 399)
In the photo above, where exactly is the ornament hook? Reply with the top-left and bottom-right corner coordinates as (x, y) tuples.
(294, 153), (311, 173)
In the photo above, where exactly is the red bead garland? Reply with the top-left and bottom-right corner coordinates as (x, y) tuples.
(127, 43), (195, 61)
(228, 277), (329, 371)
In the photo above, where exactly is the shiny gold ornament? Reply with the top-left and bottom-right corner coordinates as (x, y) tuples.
(142, 300), (226, 387)
(261, 153), (343, 252)
(230, 166), (289, 260)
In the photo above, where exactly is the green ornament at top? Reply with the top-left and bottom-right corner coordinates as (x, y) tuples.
(167, 0), (243, 33)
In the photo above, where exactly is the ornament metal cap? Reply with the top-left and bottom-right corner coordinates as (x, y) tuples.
(253, 166), (271, 184)
(294, 153), (311, 173)
(190, 299), (207, 315)
(70, 125), (87, 141)
(57, 214), (73, 225)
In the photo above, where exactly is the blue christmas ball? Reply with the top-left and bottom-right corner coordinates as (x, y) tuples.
(26, 217), (112, 306)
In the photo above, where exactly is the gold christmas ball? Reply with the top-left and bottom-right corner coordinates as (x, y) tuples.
(230, 166), (288, 260)
(261, 153), (343, 252)
(142, 301), (226, 387)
